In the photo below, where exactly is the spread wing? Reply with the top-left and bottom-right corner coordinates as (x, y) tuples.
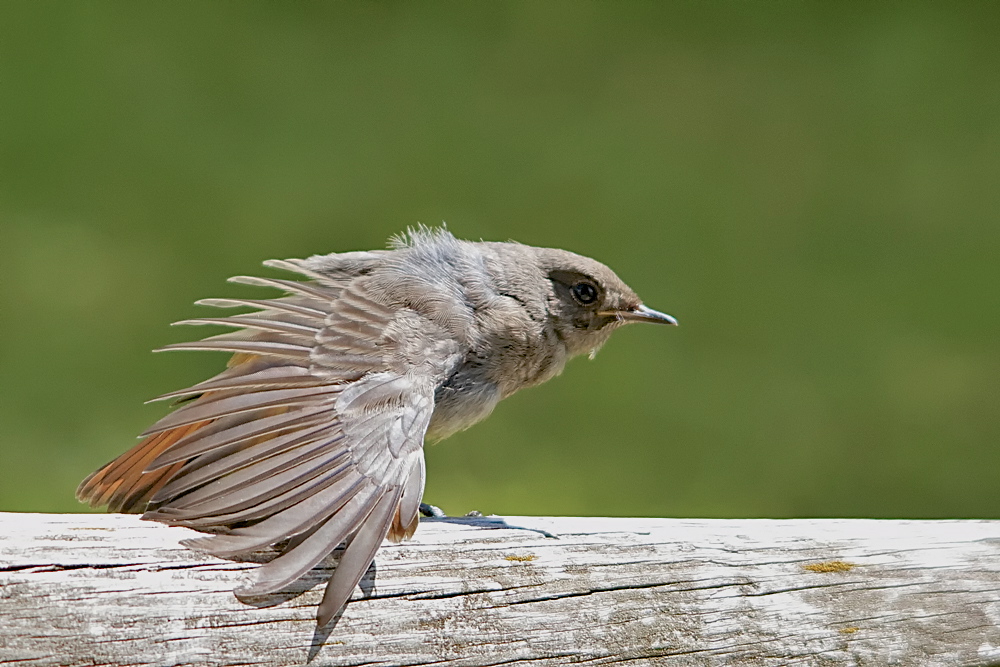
(77, 259), (462, 625)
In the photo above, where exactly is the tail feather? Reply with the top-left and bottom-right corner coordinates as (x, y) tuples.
(76, 420), (210, 513)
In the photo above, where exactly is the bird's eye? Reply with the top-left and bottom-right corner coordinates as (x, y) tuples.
(571, 281), (599, 305)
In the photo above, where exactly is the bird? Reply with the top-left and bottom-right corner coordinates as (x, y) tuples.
(76, 227), (677, 626)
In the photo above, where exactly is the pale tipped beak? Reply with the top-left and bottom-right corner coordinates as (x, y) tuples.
(605, 304), (678, 326)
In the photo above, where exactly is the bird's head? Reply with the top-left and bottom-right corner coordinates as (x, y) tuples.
(533, 247), (677, 359)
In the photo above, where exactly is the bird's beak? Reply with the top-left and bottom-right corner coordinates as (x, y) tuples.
(604, 304), (678, 326)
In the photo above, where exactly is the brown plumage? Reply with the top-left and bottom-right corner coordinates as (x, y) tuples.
(77, 228), (676, 626)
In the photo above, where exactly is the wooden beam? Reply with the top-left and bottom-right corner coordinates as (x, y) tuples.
(2, 512), (1000, 665)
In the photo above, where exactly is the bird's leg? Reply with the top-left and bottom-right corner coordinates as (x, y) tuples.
(419, 503), (557, 538)
(417, 503), (484, 519)
(419, 502), (446, 518)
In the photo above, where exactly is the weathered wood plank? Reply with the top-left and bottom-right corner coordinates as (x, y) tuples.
(1, 512), (1000, 666)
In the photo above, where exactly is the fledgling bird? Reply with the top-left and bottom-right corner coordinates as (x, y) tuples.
(77, 227), (676, 626)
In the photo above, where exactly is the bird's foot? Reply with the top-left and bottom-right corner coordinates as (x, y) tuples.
(419, 502), (446, 518)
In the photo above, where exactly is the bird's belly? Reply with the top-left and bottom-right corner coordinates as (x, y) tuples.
(426, 379), (501, 442)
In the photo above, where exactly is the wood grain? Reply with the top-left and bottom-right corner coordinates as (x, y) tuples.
(2, 512), (1000, 666)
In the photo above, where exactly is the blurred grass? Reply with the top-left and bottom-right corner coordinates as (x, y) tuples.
(1, 1), (998, 518)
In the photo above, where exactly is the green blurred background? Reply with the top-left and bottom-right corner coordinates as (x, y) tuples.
(2, 2), (998, 518)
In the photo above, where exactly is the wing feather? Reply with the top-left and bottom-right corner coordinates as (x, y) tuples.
(147, 433), (347, 519)
(148, 366), (318, 402)
(80, 261), (465, 625)
(158, 453), (356, 528)
(148, 408), (328, 467)
(140, 386), (339, 435)
(156, 339), (314, 358)
(173, 316), (321, 338)
(263, 258), (368, 286)
(182, 471), (368, 556)
(149, 420), (334, 501)
(195, 297), (329, 318)
(227, 275), (339, 302)
(237, 483), (383, 596)
(318, 486), (403, 626)
(388, 454), (424, 542)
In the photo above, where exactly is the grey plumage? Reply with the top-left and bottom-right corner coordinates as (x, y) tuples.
(77, 227), (676, 627)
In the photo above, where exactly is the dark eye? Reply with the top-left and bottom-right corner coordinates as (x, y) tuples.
(571, 281), (599, 305)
